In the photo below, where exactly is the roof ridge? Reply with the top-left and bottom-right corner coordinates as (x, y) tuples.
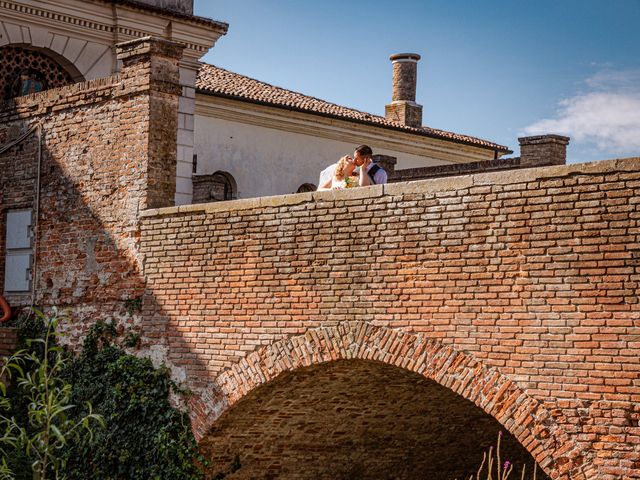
(200, 63), (385, 120)
(196, 63), (512, 153)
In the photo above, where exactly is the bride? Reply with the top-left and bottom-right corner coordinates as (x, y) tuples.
(331, 154), (372, 189)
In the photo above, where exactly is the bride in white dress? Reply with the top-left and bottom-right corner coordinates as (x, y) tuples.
(331, 155), (372, 190)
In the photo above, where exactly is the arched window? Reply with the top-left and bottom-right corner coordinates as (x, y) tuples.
(193, 171), (238, 203)
(296, 183), (316, 193)
(0, 46), (82, 100)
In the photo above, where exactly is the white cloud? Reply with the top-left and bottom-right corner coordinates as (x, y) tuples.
(522, 70), (640, 157)
(584, 68), (640, 92)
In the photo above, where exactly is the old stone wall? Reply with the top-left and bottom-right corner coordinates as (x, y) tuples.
(389, 157), (522, 182)
(140, 157), (640, 479)
(0, 37), (182, 340)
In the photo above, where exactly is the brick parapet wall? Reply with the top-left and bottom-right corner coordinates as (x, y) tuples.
(0, 76), (120, 121)
(0, 38), (182, 338)
(389, 135), (569, 183)
(141, 156), (640, 479)
(389, 157), (523, 182)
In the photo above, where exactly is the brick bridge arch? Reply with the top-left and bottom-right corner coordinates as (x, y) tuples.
(191, 321), (595, 480)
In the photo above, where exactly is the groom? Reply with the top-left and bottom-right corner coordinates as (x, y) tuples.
(317, 145), (388, 190)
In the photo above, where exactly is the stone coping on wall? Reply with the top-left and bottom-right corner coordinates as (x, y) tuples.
(141, 156), (640, 218)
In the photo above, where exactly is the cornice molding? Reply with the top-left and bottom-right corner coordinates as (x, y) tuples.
(1, 1), (112, 35)
(0, 0), (222, 55)
(195, 95), (493, 164)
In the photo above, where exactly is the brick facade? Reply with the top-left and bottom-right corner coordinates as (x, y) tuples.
(0, 326), (17, 360)
(0, 37), (182, 339)
(141, 157), (640, 480)
(0, 35), (638, 479)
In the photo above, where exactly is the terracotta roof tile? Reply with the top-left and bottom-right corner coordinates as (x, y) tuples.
(196, 64), (511, 153)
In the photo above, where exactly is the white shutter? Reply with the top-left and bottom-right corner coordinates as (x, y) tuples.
(4, 209), (33, 293)
(6, 210), (32, 249)
(5, 253), (32, 292)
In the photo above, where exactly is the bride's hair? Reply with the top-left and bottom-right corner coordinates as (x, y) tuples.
(334, 155), (351, 180)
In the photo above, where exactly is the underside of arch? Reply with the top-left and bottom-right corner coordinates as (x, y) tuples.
(202, 359), (554, 479)
(191, 321), (595, 479)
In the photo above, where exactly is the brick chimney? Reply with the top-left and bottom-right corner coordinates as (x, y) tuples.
(518, 135), (570, 168)
(385, 53), (423, 128)
(371, 154), (397, 174)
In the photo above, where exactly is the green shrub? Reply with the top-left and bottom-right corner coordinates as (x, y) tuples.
(0, 309), (103, 480)
(62, 321), (204, 480)
(2, 311), (204, 480)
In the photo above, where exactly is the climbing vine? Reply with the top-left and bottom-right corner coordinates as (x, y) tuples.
(2, 313), (205, 479)
(63, 321), (205, 479)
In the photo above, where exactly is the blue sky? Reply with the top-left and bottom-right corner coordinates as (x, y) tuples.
(195, 0), (640, 163)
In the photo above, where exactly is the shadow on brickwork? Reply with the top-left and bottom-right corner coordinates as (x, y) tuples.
(5, 38), (639, 480)
(0, 110), (146, 341)
(0, 37), (183, 342)
(140, 150), (640, 480)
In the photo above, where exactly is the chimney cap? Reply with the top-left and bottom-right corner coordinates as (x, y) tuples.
(518, 134), (570, 146)
(389, 53), (421, 62)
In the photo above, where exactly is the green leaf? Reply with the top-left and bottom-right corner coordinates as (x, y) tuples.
(50, 424), (66, 445)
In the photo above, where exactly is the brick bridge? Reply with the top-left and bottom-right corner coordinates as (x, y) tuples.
(140, 159), (640, 480)
(1, 37), (638, 480)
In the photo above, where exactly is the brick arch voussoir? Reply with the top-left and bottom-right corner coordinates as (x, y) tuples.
(195, 321), (594, 480)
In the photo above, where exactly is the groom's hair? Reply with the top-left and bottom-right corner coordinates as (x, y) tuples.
(355, 145), (373, 156)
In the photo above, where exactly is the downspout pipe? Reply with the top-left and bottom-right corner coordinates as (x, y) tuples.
(30, 123), (42, 310)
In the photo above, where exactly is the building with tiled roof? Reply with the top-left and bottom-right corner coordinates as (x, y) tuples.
(196, 64), (510, 154)
(0, 0), (229, 205)
(3, 0), (562, 206)
(192, 54), (516, 201)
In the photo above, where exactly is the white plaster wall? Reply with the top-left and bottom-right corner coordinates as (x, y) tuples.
(194, 114), (455, 199)
(175, 64), (198, 205)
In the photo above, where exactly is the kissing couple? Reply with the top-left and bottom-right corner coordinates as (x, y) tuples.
(317, 145), (388, 190)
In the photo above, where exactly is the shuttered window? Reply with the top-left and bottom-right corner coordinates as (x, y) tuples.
(4, 209), (33, 293)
